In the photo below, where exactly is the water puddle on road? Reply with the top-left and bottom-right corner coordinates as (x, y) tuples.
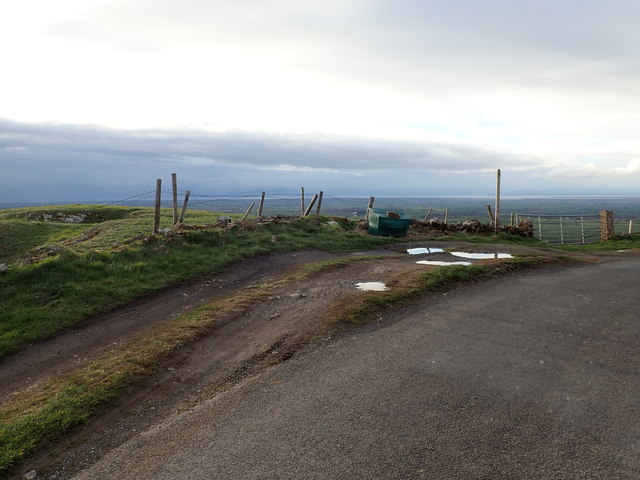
(450, 252), (513, 259)
(355, 282), (389, 291)
(416, 260), (472, 266)
(407, 247), (445, 255)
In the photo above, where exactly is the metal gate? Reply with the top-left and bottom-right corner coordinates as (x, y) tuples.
(517, 214), (600, 244)
(516, 214), (639, 244)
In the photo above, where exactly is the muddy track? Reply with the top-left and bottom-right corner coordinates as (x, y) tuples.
(0, 248), (394, 400)
(0, 243), (622, 401)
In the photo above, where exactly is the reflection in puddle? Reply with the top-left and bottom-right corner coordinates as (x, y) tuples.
(407, 247), (445, 255)
(450, 252), (513, 259)
(416, 260), (472, 266)
(355, 282), (389, 291)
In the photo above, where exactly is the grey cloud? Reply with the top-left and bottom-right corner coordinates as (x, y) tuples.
(0, 119), (538, 173)
(45, 0), (640, 95)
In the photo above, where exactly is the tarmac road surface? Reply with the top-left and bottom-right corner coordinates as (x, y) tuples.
(73, 258), (640, 479)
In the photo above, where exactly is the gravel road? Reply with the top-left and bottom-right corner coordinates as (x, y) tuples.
(67, 257), (640, 479)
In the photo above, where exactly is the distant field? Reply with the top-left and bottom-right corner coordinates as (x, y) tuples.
(5, 196), (640, 222)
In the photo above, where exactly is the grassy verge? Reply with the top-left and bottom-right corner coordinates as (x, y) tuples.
(554, 234), (640, 251)
(0, 255), (569, 476)
(403, 231), (556, 248)
(0, 211), (396, 357)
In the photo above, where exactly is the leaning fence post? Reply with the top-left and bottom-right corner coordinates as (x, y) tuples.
(423, 208), (433, 222)
(242, 202), (256, 221)
(171, 173), (178, 225)
(258, 192), (266, 217)
(486, 205), (495, 225)
(304, 195), (319, 216)
(153, 179), (162, 234)
(600, 210), (614, 241)
(316, 191), (324, 215)
(178, 190), (191, 224)
(365, 196), (375, 221)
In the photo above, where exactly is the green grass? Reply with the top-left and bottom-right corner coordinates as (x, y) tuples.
(554, 234), (640, 251)
(0, 208), (395, 357)
(444, 232), (545, 245)
(0, 220), (87, 263)
(0, 205), (236, 262)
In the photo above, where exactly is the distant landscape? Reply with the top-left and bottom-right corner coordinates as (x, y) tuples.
(4, 195), (640, 221)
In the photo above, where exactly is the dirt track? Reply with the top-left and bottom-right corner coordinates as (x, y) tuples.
(0, 250), (350, 400)
(4, 242), (633, 478)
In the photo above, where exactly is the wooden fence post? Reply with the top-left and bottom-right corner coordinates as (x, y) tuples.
(486, 204), (495, 225)
(304, 195), (319, 216)
(629, 219), (634, 234)
(365, 196), (375, 221)
(178, 190), (191, 224)
(495, 168), (501, 232)
(510, 212), (515, 226)
(171, 173), (178, 226)
(538, 216), (542, 241)
(444, 209), (449, 225)
(423, 208), (432, 222)
(242, 202), (256, 221)
(153, 179), (162, 234)
(300, 187), (305, 215)
(258, 192), (266, 217)
(600, 210), (614, 240)
(316, 191), (324, 215)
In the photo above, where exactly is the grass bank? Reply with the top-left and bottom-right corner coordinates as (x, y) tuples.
(0, 255), (569, 476)
(554, 234), (640, 251)
(0, 207), (396, 357)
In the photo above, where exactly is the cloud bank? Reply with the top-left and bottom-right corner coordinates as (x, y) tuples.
(0, 119), (539, 173)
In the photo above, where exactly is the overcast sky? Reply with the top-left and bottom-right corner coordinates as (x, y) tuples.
(2, 0), (640, 201)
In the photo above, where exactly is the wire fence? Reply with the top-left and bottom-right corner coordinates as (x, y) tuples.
(97, 188), (640, 244)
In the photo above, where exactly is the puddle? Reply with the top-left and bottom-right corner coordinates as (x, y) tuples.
(355, 282), (389, 291)
(407, 247), (445, 255)
(416, 261), (472, 266)
(450, 252), (513, 259)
